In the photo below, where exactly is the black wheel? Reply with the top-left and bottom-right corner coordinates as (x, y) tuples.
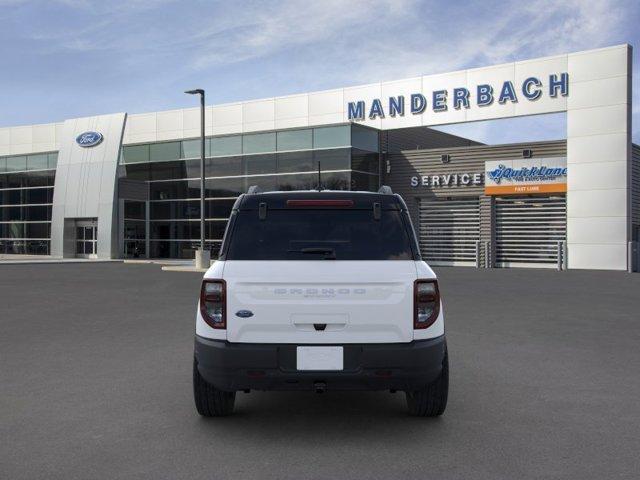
(405, 348), (449, 417)
(193, 358), (236, 417)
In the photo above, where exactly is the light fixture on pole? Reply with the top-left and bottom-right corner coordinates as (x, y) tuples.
(184, 88), (209, 269)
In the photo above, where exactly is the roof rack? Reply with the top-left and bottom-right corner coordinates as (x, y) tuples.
(377, 185), (393, 195)
(247, 185), (261, 194)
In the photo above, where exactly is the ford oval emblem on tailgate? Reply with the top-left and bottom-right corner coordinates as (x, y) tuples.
(236, 310), (254, 318)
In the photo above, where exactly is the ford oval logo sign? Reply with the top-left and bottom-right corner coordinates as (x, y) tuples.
(235, 310), (254, 318)
(76, 131), (103, 148)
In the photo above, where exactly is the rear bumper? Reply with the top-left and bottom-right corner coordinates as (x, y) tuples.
(194, 335), (446, 392)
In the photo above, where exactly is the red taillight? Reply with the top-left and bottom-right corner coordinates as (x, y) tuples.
(200, 279), (226, 329)
(286, 199), (354, 207)
(414, 280), (440, 329)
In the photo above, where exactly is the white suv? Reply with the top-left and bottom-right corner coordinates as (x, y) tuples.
(193, 188), (448, 416)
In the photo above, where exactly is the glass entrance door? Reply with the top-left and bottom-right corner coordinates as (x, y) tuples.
(76, 221), (98, 257)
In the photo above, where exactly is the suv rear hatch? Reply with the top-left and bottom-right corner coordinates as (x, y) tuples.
(221, 194), (420, 344)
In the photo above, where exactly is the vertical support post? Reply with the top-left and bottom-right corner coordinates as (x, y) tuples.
(628, 241), (636, 273)
(484, 241), (491, 268)
(145, 200), (150, 259)
(557, 241), (563, 271)
(118, 199), (125, 259)
(200, 92), (205, 254)
(475, 240), (481, 268)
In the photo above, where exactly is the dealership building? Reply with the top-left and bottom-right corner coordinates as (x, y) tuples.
(0, 44), (637, 271)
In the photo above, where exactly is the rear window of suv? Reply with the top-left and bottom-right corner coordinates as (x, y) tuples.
(224, 208), (416, 260)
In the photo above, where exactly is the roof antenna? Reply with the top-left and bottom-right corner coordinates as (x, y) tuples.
(317, 161), (322, 191)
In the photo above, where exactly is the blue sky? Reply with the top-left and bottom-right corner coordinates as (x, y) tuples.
(0, 0), (638, 144)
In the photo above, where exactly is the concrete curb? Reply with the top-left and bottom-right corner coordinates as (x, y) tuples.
(161, 265), (208, 273)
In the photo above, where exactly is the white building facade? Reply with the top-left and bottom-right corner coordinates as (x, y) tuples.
(0, 44), (636, 270)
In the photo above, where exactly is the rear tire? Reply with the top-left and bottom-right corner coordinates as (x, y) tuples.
(193, 358), (236, 417)
(405, 348), (449, 417)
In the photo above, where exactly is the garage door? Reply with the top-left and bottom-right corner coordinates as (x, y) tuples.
(495, 195), (566, 267)
(419, 197), (480, 265)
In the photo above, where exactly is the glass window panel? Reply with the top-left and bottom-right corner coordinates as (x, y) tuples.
(205, 199), (235, 218)
(351, 172), (380, 192)
(351, 125), (380, 152)
(3, 174), (23, 189)
(211, 136), (242, 157)
(149, 240), (196, 259)
(277, 173), (317, 191)
(26, 240), (49, 255)
(7, 240), (26, 254)
(124, 201), (145, 220)
(244, 174), (277, 192)
(122, 145), (150, 163)
(320, 171), (350, 191)
(149, 160), (187, 181)
(76, 227), (84, 240)
(205, 156), (242, 177)
(25, 188), (52, 204)
(351, 149), (379, 173)
(277, 151), (314, 173)
(123, 163), (150, 181)
(242, 133), (275, 154)
(205, 220), (228, 239)
(123, 221), (146, 240)
(1, 190), (21, 204)
(150, 220), (200, 240)
(6, 156), (27, 172)
(150, 200), (200, 220)
(313, 126), (350, 149)
(184, 159), (202, 179)
(26, 222), (50, 239)
(150, 180), (200, 200)
(277, 129), (312, 151)
(3, 206), (18, 221)
(48, 153), (58, 169)
(204, 177), (244, 198)
(27, 154), (49, 170)
(25, 205), (51, 221)
(7, 221), (25, 238)
(150, 142), (181, 162)
(1, 206), (50, 222)
(25, 170), (55, 187)
(244, 154), (276, 175)
(0, 158), (6, 173)
(181, 138), (211, 159)
(124, 240), (145, 258)
(313, 148), (350, 171)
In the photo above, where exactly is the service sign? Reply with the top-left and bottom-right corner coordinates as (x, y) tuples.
(484, 157), (567, 195)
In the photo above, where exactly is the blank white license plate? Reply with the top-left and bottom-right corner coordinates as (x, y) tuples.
(296, 346), (344, 371)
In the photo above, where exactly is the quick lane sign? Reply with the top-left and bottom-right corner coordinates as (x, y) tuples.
(348, 73), (568, 120)
(484, 157), (567, 195)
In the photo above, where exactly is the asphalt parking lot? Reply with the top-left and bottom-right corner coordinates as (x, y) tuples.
(1, 263), (640, 479)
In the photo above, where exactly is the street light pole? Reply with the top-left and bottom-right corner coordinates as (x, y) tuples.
(185, 88), (208, 269)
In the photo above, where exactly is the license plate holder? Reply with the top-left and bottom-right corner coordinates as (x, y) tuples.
(296, 346), (344, 371)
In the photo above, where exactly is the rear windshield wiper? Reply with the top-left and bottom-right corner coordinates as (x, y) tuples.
(287, 247), (336, 259)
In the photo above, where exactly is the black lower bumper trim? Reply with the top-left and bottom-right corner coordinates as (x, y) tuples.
(194, 336), (446, 392)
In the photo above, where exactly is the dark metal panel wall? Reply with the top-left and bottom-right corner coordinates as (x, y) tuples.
(381, 127), (482, 153)
(384, 139), (567, 266)
(632, 144), (640, 238)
